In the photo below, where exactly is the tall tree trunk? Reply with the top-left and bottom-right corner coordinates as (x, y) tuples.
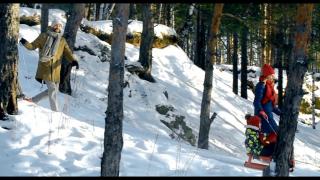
(129, 3), (137, 20)
(165, 4), (171, 27)
(99, 3), (104, 20)
(199, 20), (206, 69)
(232, 32), (238, 95)
(41, 3), (48, 33)
(191, 30), (196, 62)
(194, 5), (205, 70)
(194, 5), (200, 67)
(249, 33), (254, 66)
(87, 3), (92, 20)
(60, 4), (85, 96)
(276, 16), (285, 110)
(154, 4), (160, 23)
(277, 46), (284, 110)
(101, 3), (129, 177)
(198, 4), (224, 150)
(95, 3), (101, 21)
(260, 4), (267, 66)
(269, 4), (275, 65)
(219, 38), (223, 64)
(84, 4), (89, 20)
(64, 4), (85, 50)
(273, 4), (314, 176)
(158, 4), (163, 24)
(102, 3), (108, 20)
(177, 3), (196, 50)
(40, 3), (49, 60)
(216, 37), (221, 64)
(138, 4), (155, 83)
(0, 3), (20, 117)
(265, 4), (271, 64)
(170, 4), (175, 29)
(105, 3), (115, 20)
(257, 29), (262, 67)
(266, 4), (272, 64)
(227, 32), (232, 64)
(16, 79), (24, 98)
(241, 27), (248, 99)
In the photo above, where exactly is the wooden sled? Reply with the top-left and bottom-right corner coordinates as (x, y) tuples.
(244, 154), (272, 170)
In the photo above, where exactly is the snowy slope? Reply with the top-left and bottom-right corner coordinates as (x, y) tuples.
(1, 7), (320, 176)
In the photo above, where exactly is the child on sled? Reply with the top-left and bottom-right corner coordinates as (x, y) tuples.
(244, 114), (294, 172)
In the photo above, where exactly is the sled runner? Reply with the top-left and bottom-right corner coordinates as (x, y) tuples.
(244, 154), (272, 170)
(23, 97), (33, 103)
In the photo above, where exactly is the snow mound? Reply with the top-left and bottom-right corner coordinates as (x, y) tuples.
(83, 19), (177, 39)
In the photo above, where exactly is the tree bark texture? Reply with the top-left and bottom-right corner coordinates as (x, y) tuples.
(260, 4), (266, 66)
(273, 4), (314, 177)
(0, 3), (20, 116)
(60, 3), (85, 96)
(241, 27), (248, 99)
(95, 3), (101, 21)
(129, 3), (137, 20)
(194, 6), (206, 70)
(198, 4), (224, 150)
(227, 32), (232, 64)
(177, 3), (195, 50)
(275, 22), (285, 110)
(105, 3), (115, 20)
(41, 3), (48, 33)
(63, 4), (85, 51)
(101, 4), (129, 177)
(232, 32), (238, 95)
(138, 4), (155, 83)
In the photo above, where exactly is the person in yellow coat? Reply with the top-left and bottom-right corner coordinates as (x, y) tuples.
(20, 18), (79, 111)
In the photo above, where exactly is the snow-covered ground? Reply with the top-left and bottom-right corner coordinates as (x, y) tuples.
(1, 7), (320, 176)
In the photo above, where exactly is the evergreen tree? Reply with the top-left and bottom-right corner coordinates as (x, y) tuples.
(273, 4), (314, 176)
(60, 4), (86, 96)
(240, 26), (248, 99)
(198, 3), (224, 150)
(138, 3), (155, 83)
(41, 3), (48, 33)
(101, 3), (129, 177)
(0, 3), (20, 119)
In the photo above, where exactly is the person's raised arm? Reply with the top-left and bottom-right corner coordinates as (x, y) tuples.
(20, 33), (46, 50)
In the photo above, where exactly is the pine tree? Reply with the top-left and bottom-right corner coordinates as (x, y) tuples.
(177, 3), (196, 51)
(105, 3), (115, 20)
(138, 3), (155, 83)
(240, 26), (248, 99)
(273, 4), (314, 176)
(101, 3), (129, 177)
(95, 3), (101, 21)
(60, 4), (85, 95)
(41, 3), (48, 33)
(86, 3), (92, 20)
(0, 3), (20, 118)
(129, 3), (137, 20)
(198, 3), (224, 150)
(226, 32), (232, 64)
(64, 4), (86, 50)
(194, 5), (206, 70)
(232, 32), (238, 95)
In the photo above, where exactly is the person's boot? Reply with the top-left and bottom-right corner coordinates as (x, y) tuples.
(0, 112), (9, 121)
